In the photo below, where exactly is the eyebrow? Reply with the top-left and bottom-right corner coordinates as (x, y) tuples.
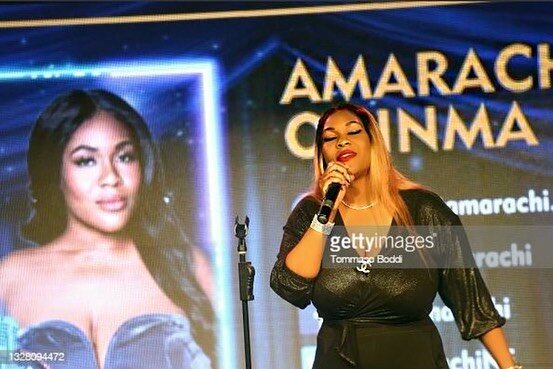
(323, 120), (362, 132)
(69, 140), (135, 155)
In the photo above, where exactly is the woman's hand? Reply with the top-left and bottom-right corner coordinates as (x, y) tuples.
(319, 161), (354, 222)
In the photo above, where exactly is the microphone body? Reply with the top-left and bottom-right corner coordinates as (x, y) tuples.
(317, 182), (341, 224)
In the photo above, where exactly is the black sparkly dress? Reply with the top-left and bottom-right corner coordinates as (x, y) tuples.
(270, 189), (505, 369)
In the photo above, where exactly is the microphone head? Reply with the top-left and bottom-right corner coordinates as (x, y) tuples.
(317, 213), (329, 224)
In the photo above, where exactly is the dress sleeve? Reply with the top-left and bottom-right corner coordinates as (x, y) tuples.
(270, 196), (319, 309)
(426, 196), (506, 340)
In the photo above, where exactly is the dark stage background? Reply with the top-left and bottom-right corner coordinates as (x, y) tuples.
(0, 2), (552, 369)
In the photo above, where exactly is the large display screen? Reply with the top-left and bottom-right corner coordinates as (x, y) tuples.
(0, 2), (552, 369)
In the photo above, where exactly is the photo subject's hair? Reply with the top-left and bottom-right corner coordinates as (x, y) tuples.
(311, 103), (424, 226)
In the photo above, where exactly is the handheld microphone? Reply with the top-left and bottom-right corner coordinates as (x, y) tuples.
(317, 182), (341, 224)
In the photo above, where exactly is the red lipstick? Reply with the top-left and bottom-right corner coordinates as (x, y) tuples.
(336, 149), (357, 163)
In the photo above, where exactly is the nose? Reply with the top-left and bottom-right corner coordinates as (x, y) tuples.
(100, 160), (121, 187)
(337, 138), (350, 148)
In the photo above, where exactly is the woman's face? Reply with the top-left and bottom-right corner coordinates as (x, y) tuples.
(321, 109), (372, 177)
(60, 111), (141, 234)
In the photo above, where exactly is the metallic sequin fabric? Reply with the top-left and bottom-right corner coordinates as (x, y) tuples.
(271, 189), (505, 369)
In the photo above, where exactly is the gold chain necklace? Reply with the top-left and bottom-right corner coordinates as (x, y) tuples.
(341, 200), (377, 210)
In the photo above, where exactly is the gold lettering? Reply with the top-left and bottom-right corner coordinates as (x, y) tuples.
(417, 51), (451, 96)
(374, 54), (416, 98)
(452, 48), (495, 94)
(495, 43), (533, 92)
(443, 104), (495, 150)
(538, 43), (553, 89)
(284, 111), (320, 158)
(398, 106), (438, 152)
(322, 56), (372, 101)
(496, 101), (539, 147)
(280, 59), (321, 104)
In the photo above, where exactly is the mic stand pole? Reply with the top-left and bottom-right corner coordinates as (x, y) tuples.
(234, 216), (255, 369)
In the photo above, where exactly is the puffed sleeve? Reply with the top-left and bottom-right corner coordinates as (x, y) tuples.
(270, 196), (319, 309)
(419, 192), (506, 340)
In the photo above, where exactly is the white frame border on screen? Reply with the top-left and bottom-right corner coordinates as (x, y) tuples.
(0, 61), (234, 368)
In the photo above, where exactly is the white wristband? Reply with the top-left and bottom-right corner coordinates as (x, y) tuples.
(310, 215), (335, 235)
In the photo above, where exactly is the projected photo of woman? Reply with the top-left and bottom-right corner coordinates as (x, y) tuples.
(0, 90), (214, 369)
(271, 103), (521, 369)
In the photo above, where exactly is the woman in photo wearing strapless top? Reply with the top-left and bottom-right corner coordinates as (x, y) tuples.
(0, 90), (214, 369)
(270, 103), (521, 369)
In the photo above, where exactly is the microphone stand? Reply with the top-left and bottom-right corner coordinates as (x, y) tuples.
(234, 216), (255, 369)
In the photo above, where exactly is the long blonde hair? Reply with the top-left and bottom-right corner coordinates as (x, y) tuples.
(310, 103), (424, 226)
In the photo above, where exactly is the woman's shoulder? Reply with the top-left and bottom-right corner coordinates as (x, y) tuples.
(0, 248), (38, 297)
(399, 188), (446, 207)
(399, 188), (460, 225)
(1, 247), (36, 269)
(0, 247), (45, 276)
(286, 194), (320, 214)
(0, 244), (60, 278)
(295, 194), (320, 208)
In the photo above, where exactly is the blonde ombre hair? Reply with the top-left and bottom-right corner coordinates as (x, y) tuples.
(311, 103), (424, 226)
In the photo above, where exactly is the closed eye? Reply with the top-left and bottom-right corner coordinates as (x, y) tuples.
(74, 157), (96, 167)
(322, 136), (337, 142)
(348, 129), (362, 135)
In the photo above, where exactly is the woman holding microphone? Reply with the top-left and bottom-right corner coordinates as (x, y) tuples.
(270, 103), (520, 369)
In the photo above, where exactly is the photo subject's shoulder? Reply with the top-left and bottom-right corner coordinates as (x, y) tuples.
(400, 188), (459, 225)
(0, 246), (46, 284)
(295, 194), (320, 209)
(0, 250), (20, 298)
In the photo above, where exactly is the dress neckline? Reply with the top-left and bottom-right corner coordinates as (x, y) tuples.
(335, 209), (396, 258)
(19, 313), (189, 369)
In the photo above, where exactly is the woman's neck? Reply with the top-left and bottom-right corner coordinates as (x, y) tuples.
(343, 175), (374, 206)
(56, 220), (135, 253)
